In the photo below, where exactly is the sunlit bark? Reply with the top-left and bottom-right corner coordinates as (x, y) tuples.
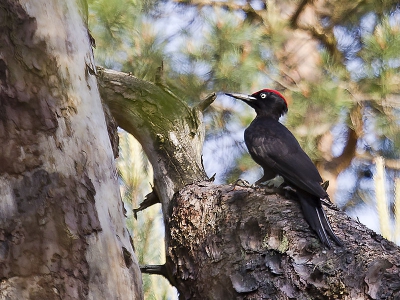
(0, 1), (142, 299)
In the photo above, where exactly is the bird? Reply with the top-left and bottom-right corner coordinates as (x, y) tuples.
(225, 89), (342, 248)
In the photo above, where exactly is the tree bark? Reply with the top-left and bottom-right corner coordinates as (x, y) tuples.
(98, 69), (400, 299)
(0, 1), (142, 299)
(169, 182), (400, 299)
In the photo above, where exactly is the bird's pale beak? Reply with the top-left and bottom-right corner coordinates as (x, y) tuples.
(225, 93), (257, 102)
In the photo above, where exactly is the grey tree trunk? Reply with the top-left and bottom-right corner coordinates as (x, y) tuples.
(0, 1), (142, 299)
(98, 68), (400, 300)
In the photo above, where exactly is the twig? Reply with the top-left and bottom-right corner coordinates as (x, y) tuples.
(133, 189), (160, 219)
(196, 92), (216, 112)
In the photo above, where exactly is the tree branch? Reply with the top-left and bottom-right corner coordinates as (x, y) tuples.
(195, 92), (216, 112)
(289, 0), (310, 28)
(133, 189), (160, 219)
(168, 182), (400, 299)
(96, 67), (208, 211)
(173, 0), (252, 12)
(140, 264), (176, 286)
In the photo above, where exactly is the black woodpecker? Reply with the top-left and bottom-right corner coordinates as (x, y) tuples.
(226, 89), (342, 248)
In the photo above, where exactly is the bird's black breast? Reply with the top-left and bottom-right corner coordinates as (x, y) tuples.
(244, 117), (299, 162)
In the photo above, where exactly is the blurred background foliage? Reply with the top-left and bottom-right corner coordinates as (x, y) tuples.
(88, 0), (400, 298)
(117, 132), (175, 299)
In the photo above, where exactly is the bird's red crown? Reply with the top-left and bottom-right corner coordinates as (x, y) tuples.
(252, 89), (287, 106)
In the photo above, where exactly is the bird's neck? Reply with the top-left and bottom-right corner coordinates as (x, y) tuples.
(255, 110), (281, 120)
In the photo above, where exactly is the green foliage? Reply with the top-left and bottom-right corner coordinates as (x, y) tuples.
(357, 14), (400, 154)
(89, 0), (164, 78)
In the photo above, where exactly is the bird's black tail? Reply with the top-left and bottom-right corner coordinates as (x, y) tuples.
(297, 190), (343, 248)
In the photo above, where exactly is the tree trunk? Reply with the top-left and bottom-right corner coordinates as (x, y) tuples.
(0, 1), (142, 299)
(98, 69), (400, 299)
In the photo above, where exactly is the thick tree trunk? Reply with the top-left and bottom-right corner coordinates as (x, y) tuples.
(98, 69), (400, 300)
(0, 1), (142, 299)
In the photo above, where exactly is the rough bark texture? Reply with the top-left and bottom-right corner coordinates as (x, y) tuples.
(168, 182), (400, 300)
(0, 1), (142, 299)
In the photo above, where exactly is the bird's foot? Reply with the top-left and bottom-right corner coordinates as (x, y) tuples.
(233, 178), (253, 188)
(256, 175), (285, 188)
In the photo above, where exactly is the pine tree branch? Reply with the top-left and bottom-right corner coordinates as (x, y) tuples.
(96, 67), (208, 210)
(173, 0), (252, 12)
(289, 0), (310, 28)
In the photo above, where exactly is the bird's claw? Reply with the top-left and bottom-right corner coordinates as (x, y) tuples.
(233, 178), (253, 187)
(256, 175), (285, 188)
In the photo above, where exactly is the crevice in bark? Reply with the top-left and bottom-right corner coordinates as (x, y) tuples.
(102, 100), (119, 159)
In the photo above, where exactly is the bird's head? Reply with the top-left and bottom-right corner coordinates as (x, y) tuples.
(225, 89), (288, 119)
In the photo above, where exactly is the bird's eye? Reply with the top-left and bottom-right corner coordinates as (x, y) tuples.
(260, 93), (267, 99)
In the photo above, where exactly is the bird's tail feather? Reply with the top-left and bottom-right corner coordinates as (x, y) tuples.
(318, 206), (343, 247)
(297, 192), (342, 248)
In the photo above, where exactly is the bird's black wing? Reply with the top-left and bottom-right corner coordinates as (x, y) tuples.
(244, 119), (342, 247)
(244, 120), (327, 199)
